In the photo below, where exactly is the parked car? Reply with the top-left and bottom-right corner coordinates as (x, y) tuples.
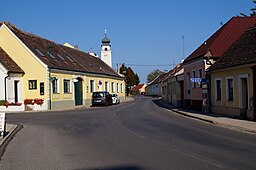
(111, 94), (120, 105)
(91, 91), (112, 106)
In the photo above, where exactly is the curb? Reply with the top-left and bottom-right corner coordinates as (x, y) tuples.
(0, 124), (23, 160)
(171, 109), (216, 124)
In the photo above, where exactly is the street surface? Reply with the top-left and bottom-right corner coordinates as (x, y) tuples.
(0, 96), (256, 170)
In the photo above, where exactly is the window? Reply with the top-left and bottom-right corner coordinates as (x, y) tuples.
(35, 48), (45, 57)
(46, 51), (56, 59)
(120, 83), (123, 93)
(111, 82), (115, 93)
(64, 79), (71, 93)
(105, 82), (108, 91)
(186, 73), (190, 95)
(66, 55), (74, 62)
(57, 54), (65, 60)
(216, 79), (221, 101)
(105, 48), (108, 51)
(198, 69), (202, 88)
(192, 71), (196, 88)
(90, 80), (94, 93)
(52, 78), (59, 94)
(116, 83), (119, 93)
(40, 82), (44, 95)
(227, 78), (233, 101)
(29, 80), (37, 90)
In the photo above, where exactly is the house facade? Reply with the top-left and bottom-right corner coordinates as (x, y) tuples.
(131, 84), (147, 95)
(182, 17), (256, 111)
(146, 73), (167, 97)
(209, 27), (256, 120)
(162, 63), (184, 107)
(0, 22), (125, 111)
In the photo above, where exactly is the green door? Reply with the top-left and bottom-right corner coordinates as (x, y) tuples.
(75, 79), (83, 105)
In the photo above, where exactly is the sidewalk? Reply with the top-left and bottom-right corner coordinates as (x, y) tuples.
(155, 99), (256, 135)
(0, 124), (20, 149)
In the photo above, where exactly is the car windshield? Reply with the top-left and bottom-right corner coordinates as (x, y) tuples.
(93, 93), (104, 97)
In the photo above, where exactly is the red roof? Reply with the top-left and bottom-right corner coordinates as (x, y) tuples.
(132, 84), (145, 91)
(184, 17), (256, 63)
(210, 27), (256, 71)
(162, 63), (182, 82)
(0, 47), (24, 73)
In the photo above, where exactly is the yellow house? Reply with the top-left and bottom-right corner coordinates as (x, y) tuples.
(0, 22), (125, 110)
(209, 27), (256, 120)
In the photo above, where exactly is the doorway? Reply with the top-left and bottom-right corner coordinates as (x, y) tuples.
(239, 77), (248, 117)
(14, 80), (19, 103)
(74, 78), (83, 106)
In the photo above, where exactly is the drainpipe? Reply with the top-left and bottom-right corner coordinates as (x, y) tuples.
(49, 71), (52, 110)
(4, 73), (10, 101)
(206, 69), (211, 114)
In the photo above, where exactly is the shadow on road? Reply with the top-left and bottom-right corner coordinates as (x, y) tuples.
(76, 165), (143, 170)
(152, 98), (174, 110)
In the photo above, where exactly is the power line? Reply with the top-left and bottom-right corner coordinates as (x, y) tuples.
(123, 63), (175, 67)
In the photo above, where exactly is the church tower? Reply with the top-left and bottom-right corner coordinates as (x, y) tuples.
(101, 29), (112, 67)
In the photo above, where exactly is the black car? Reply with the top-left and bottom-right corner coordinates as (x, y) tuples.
(91, 91), (112, 106)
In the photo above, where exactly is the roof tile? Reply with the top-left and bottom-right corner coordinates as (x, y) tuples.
(0, 47), (24, 73)
(184, 17), (256, 63)
(210, 27), (256, 71)
(2, 22), (121, 78)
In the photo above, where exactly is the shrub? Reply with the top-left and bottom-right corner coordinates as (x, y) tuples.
(0, 100), (8, 107)
(34, 98), (44, 105)
(24, 98), (44, 105)
(24, 99), (33, 105)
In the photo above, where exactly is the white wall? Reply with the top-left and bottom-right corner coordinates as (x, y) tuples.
(101, 45), (112, 67)
(0, 64), (7, 100)
(6, 76), (22, 103)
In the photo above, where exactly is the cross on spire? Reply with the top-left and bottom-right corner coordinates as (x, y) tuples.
(104, 29), (107, 37)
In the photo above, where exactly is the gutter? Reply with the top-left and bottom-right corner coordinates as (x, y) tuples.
(48, 66), (123, 80)
(4, 73), (10, 101)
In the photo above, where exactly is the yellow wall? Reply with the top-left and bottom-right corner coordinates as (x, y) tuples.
(85, 75), (125, 99)
(50, 73), (74, 101)
(49, 73), (125, 102)
(0, 24), (47, 101)
(211, 66), (253, 110)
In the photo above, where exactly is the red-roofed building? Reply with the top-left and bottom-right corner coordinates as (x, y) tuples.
(131, 84), (147, 95)
(209, 27), (256, 120)
(162, 63), (184, 107)
(183, 17), (256, 111)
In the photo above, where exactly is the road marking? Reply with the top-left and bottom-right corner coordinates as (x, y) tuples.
(169, 146), (227, 169)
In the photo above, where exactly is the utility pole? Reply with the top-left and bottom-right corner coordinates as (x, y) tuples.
(182, 35), (185, 59)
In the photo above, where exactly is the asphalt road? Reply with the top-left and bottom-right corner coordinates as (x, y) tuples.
(0, 96), (256, 170)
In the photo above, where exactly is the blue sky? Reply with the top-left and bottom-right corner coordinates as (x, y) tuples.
(1, 0), (253, 83)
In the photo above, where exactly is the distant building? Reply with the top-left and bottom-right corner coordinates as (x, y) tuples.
(131, 84), (147, 95)
(146, 73), (167, 96)
(162, 63), (184, 107)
